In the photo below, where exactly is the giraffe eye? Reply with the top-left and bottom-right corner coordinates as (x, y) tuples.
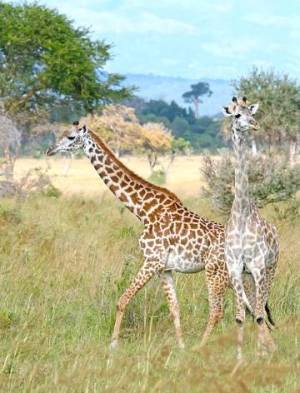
(235, 114), (241, 119)
(67, 136), (76, 140)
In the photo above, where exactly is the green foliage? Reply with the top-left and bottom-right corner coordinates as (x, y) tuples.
(41, 184), (61, 198)
(0, 2), (131, 117)
(182, 81), (212, 104)
(202, 154), (300, 213)
(148, 169), (167, 185)
(272, 199), (300, 222)
(0, 309), (15, 330)
(182, 82), (212, 118)
(233, 68), (300, 149)
(171, 137), (191, 153)
(0, 205), (22, 224)
(126, 96), (224, 152)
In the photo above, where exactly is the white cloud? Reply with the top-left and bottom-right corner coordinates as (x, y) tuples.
(56, 5), (199, 36)
(201, 39), (258, 59)
(245, 14), (300, 39)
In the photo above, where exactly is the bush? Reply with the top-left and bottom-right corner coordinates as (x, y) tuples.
(148, 169), (167, 185)
(0, 167), (61, 199)
(202, 154), (300, 214)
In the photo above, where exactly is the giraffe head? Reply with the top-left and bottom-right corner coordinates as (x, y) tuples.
(222, 97), (259, 138)
(47, 121), (88, 156)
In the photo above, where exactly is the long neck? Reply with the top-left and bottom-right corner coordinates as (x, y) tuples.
(82, 131), (182, 223)
(232, 129), (251, 215)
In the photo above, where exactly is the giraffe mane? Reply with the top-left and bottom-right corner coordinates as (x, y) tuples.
(88, 130), (183, 204)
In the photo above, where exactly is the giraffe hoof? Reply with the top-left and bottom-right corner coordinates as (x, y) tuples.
(109, 340), (119, 352)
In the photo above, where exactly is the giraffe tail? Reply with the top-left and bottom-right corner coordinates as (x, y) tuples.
(265, 302), (276, 330)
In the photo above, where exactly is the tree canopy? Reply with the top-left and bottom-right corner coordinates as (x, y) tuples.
(81, 105), (173, 158)
(182, 82), (212, 118)
(125, 96), (224, 152)
(0, 2), (131, 119)
(232, 68), (300, 154)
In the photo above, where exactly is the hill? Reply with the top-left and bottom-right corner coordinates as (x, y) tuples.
(124, 73), (233, 116)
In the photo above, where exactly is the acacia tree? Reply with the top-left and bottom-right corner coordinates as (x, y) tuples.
(140, 122), (173, 173)
(233, 68), (300, 160)
(81, 105), (184, 175)
(82, 105), (143, 157)
(0, 2), (131, 169)
(182, 82), (212, 118)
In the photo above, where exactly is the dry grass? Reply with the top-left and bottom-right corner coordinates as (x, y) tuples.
(13, 155), (208, 198)
(0, 192), (299, 392)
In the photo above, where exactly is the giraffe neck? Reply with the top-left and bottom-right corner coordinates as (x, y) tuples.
(232, 129), (251, 216)
(82, 130), (182, 224)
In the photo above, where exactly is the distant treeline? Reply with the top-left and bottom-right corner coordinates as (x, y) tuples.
(123, 96), (225, 152)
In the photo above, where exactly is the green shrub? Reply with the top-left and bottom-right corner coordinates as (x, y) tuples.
(148, 169), (166, 185)
(202, 154), (300, 214)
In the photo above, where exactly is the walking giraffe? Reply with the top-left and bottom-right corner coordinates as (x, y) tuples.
(222, 97), (279, 357)
(47, 121), (274, 349)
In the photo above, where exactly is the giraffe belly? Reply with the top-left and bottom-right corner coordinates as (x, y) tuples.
(164, 250), (204, 273)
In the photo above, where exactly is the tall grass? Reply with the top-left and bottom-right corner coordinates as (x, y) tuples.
(0, 193), (299, 392)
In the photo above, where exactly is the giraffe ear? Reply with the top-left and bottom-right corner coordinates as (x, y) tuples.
(248, 103), (259, 114)
(222, 106), (232, 117)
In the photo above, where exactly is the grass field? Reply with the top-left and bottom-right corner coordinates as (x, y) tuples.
(14, 156), (208, 198)
(0, 158), (299, 392)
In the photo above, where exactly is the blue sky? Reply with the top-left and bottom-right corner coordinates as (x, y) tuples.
(10, 0), (300, 80)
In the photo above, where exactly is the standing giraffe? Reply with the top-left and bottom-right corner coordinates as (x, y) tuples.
(47, 121), (273, 349)
(222, 97), (279, 357)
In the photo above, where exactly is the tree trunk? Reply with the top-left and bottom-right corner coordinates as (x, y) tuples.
(147, 152), (158, 173)
(193, 98), (200, 119)
(1, 147), (16, 180)
(161, 152), (176, 182)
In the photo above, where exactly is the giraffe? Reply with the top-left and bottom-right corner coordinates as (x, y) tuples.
(222, 97), (279, 357)
(46, 121), (274, 350)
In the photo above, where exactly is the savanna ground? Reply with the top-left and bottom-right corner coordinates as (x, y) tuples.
(0, 156), (299, 392)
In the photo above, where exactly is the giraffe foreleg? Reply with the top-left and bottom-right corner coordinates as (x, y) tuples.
(110, 261), (162, 350)
(160, 271), (184, 349)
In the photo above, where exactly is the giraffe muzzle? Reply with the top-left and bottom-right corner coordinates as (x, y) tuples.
(250, 121), (259, 131)
(46, 146), (58, 156)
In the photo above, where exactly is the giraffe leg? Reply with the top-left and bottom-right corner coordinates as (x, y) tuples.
(260, 264), (277, 353)
(199, 263), (228, 347)
(160, 271), (184, 349)
(264, 264), (277, 329)
(230, 268), (253, 314)
(235, 294), (246, 361)
(243, 273), (256, 311)
(110, 262), (161, 350)
(243, 268), (276, 355)
(250, 264), (272, 356)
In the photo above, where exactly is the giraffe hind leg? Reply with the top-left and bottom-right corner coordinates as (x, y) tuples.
(199, 262), (228, 348)
(160, 271), (184, 349)
(230, 268), (253, 315)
